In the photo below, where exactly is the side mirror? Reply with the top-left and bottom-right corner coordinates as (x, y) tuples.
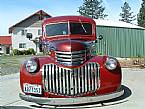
(26, 33), (33, 40)
(95, 35), (103, 43)
(98, 35), (103, 40)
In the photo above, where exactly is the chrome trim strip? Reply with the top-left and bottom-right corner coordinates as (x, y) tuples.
(52, 64), (54, 92)
(45, 65), (49, 91)
(59, 67), (62, 94)
(56, 50), (86, 54)
(49, 64), (52, 92)
(66, 70), (69, 95)
(94, 63), (97, 90)
(58, 61), (84, 66)
(57, 58), (85, 62)
(88, 64), (91, 91)
(58, 67), (61, 93)
(42, 66), (45, 91)
(77, 68), (81, 94)
(63, 68), (66, 94)
(84, 65), (87, 92)
(56, 54), (86, 58)
(55, 66), (58, 93)
(81, 66), (84, 93)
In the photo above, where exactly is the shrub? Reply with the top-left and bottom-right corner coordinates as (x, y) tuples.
(96, 51), (103, 55)
(28, 48), (36, 55)
(25, 49), (31, 55)
(12, 48), (36, 55)
(21, 50), (27, 55)
(12, 49), (20, 55)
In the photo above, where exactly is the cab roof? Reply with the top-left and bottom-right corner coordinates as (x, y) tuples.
(43, 16), (96, 25)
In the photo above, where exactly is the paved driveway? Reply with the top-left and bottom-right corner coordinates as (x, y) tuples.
(0, 68), (145, 109)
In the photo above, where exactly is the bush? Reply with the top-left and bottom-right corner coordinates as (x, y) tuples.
(28, 48), (36, 55)
(12, 49), (20, 55)
(96, 51), (103, 55)
(12, 48), (36, 55)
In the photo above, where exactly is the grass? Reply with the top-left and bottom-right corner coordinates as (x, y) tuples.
(1, 56), (20, 66)
(0, 55), (32, 76)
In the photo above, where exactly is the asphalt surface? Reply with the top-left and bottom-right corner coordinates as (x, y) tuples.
(0, 68), (145, 109)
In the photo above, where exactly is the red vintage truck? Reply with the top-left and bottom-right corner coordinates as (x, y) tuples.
(19, 16), (124, 105)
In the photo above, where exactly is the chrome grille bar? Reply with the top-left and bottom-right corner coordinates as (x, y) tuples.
(55, 66), (58, 93)
(55, 50), (87, 66)
(49, 64), (52, 92)
(43, 62), (100, 96)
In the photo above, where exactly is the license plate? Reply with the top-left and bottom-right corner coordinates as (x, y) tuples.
(23, 83), (42, 94)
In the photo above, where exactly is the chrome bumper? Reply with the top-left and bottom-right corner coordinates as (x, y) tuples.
(19, 88), (124, 105)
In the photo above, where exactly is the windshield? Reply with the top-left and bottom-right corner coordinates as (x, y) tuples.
(45, 22), (92, 36)
(46, 23), (68, 36)
(70, 23), (92, 35)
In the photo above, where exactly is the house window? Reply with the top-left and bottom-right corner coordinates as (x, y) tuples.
(21, 30), (27, 35)
(38, 29), (42, 35)
(19, 43), (26, 48)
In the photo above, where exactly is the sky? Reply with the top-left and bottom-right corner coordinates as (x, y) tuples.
(0, 0), (142, 35)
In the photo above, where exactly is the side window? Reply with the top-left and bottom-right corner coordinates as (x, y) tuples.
(38, 29), (42, 35)
(19, 43), (26, 48)
(21, 30), (27, 35)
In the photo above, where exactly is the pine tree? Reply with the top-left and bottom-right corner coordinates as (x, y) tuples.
(119, 2), (136, 23)
(78, 0), (107, 19)
(137, 0), (145, 27)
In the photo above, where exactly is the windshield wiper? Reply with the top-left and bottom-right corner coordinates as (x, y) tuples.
(79, 19), (87, 34)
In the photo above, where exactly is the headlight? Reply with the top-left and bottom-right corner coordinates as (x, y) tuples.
(105, 58), (117, 70)
(25, 59), (38, 73)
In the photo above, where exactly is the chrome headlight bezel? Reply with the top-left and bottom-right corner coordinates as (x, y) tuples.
(25, 59), (38, 73)
(105, 57), (118, 70)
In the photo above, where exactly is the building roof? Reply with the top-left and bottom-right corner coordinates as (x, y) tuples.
(9, 10), (52, 33)
(94, 19), (145, 29)
(0, 36), (12, 45)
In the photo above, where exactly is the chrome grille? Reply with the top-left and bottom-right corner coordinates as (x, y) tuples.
(42, 63), (100, 96)
(55, 50), (87, 66)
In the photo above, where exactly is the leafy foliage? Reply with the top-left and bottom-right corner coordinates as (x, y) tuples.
(137, 0), (145, 27)
(12, 49), (20, 55)
(119, 2), (136, 23)
(78, 0), (107, 19)
(28, 48), (36, 55)
(12, 48), (35, 55)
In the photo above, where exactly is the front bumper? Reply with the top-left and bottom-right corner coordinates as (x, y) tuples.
(19, 88), (124, 106)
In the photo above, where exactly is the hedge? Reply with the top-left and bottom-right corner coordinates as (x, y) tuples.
(12, 48), (36, 55)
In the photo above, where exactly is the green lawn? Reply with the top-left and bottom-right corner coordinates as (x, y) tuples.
(0, 55), (32, 76)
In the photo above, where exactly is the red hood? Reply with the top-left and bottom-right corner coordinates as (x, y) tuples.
(53, 39), (86, 52)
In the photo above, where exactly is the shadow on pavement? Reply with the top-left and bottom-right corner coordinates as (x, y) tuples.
(103, 85), (132, 103)
(1, 85), (131, 109)
(31, 85), (132, 109)
(0, 106), (32, 109)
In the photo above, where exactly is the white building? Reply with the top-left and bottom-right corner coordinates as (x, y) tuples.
(9, 10), (51, 53)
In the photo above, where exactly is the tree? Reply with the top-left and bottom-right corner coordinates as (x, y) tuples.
(137, 0), (145, 27)
(78, 0), (108, 19)
(119, 2), (136, 23)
